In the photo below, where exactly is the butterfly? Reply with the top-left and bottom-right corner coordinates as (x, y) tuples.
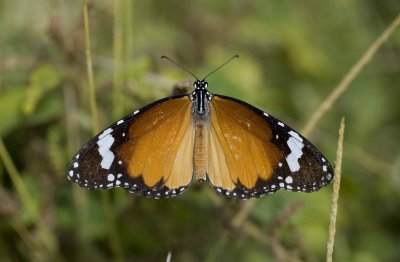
(67, 56), (334, 199)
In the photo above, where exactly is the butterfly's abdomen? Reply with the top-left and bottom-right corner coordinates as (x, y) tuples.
(194, 119), (208, 182)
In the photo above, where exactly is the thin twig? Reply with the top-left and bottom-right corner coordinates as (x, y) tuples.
(326, 117), (345, 262)
(83, 0), (99, 134)
(125, 0), (134, 72)
(302, 14), (400, 137)
(231, 200), (256, 229)
(113, 0), (124, 118)
(10, 221), (43, 261)
(64, 81), (92, 255)
(0, 138), (57, 258)
(346, 144), (390, 178)
(83, 1), (123, 260)
(242, 221), (301, 262)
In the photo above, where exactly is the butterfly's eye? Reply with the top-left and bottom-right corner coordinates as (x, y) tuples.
(194, 81), (201, 89)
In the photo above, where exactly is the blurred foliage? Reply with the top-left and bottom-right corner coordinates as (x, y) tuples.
(1, 0), (400, 261)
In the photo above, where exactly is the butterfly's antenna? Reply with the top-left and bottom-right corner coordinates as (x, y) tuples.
(203, 54), (239, 80)
(161, 55), (199, 80)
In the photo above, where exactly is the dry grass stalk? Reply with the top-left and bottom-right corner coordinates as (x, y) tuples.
(302, 14), (400, 137)
(326, 117), (345, 262)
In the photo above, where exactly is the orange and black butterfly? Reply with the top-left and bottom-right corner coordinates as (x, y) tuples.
(67, 57), (334, 199)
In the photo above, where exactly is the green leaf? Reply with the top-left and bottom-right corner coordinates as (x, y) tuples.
(0, 87), (25, 136)
(22, 64), (63, 115)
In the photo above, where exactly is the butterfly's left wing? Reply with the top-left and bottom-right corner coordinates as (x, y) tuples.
(67, 95), (195, 198)
(207, 95), (334, 199)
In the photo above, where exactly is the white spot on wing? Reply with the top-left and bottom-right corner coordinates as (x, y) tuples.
(263, 112), (269, 117)
(99, 128), (113, 140)
(107, 174), (115, 182)
(134, 110), (139, 115)
(285, 176), (293, 184)
(285, 137), (304, 172)
(117, 119), (124, 125)
(288, 130), (303, 142)
(97, 134), (115, 169)
(278, 122), (284, 127)
(73, 162), (78, 168)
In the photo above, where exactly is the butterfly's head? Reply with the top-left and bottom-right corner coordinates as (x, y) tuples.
(194, 80), (208, 91)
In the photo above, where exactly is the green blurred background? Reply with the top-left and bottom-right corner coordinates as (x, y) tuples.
(1, 1), (400, 261)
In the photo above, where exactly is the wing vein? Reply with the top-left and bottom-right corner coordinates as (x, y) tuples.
(211, 103), (240, 186)
(163, 104), (190, 186)
(161, 103), (190, 187)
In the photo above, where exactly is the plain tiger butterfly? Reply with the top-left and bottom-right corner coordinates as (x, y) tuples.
(67, 56), (334, 199)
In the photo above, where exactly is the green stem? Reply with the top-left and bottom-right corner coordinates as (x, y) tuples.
(113, 0), (124, 118)
(83, 0), (99, 134)
(0, 138), (57, 258)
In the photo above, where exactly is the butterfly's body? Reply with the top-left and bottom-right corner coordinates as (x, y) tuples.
(192, 81), (212, 182)
(68, 79), (334, 199)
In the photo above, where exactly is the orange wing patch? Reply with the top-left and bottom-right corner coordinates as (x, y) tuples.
(208, 96), (283, 191)
(118, 96), (194, 189)
(207, 126), (235, 191)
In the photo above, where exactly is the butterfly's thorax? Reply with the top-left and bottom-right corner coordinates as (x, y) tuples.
(191, 88), (211, 117)
(191, 80), (211, 182)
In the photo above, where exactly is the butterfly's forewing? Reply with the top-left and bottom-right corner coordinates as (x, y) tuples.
(67, 95), (194, 198)
(208, 95), (334, 199)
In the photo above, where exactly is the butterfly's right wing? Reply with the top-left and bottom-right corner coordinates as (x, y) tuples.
(207, 95), (334, 199)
